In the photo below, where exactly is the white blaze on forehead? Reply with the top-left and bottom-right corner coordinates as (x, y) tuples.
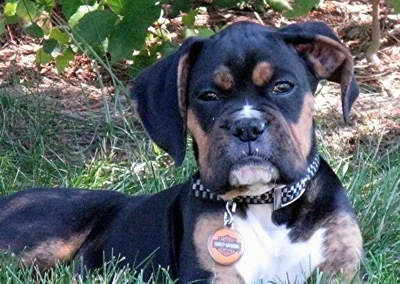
(238, 104), (261, 119)
(243, 104), (253, 116)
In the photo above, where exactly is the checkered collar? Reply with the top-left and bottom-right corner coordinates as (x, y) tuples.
(192, 154), (320, 210)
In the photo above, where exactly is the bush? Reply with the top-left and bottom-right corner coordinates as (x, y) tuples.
(1, 0), (320, 74)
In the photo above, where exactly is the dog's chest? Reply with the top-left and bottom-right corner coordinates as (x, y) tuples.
(233, 205), (326, 283)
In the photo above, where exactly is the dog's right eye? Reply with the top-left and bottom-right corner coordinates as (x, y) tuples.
(271, 82), (293, 95)
(198, 92), (221, 102)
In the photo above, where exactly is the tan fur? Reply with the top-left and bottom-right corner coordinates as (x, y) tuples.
(178, 54), (190, 122)
(193, 214), (245, 283)
(252, 61), (274, 87)
(187, 110), (216, 181)
(294, 36), (348, 79)
(288, 94), (315, 158)
(319, 212), (363, 282)
(20, 233), (89, 268)
(213, 65), (235, 90)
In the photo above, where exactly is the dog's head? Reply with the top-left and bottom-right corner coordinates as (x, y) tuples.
(131, 21), (359, 198)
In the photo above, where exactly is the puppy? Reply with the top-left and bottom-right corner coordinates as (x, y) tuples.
(0, 21), (362, 283)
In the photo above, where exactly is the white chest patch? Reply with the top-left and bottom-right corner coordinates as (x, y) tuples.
(233, 205), (326, 284)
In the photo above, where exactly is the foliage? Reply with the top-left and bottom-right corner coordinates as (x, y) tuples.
(1, 0), (400, 74)
(0, 0), (318, 74)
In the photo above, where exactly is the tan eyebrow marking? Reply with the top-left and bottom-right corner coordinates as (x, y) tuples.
(252, 61), (274, 87)
(213, 65), (235, 90)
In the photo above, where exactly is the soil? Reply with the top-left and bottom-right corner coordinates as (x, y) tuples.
(0, 0), (399, 156)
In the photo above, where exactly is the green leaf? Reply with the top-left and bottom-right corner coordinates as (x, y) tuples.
(4, 1), (18, 17)
(4, 1), (19, 24)
(182, 9), (197, 28)
(285, 0), (319, 18)
(0, 19), (5, 37)
(35, 0), (56, 12)
(213, 0), (240, 8)
(35, 47), (53, 64)
(67, 3), (99, 28)
(72, 9), (118, 56)
(108, 0), (161, 62)
(267, 0), (292, 12)
(55, 48), (74, 73)
(182, 28), (196, 39)
(106, 0), (125, 15)
(167, 0), (192, 17)
(387, 0), (400, 14)
(49, 27), (69, 45)
(197, 27), (215, 38)
(157, 41), (179, 57)
(43, 38), (62, 57)
(24, 22), (44, 38)
(16, 0), (39, 23)
(59, 0), (81, 20)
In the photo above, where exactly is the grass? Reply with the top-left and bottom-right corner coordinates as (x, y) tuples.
(0, 83), (399, 283)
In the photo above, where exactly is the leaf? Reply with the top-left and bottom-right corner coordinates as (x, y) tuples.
(0, 19), (6, 37)
(43, 38), (62, 57)
(267, 0), (292, 12)
(35, 47), (53, 64)
(55, 48), (74, 73)
(5, 15), (19, 25)
(49, 27), (69, 45)
(182, 28), (196, 39)
(36, 0), (56, 12)
(213, 0), (240, 8)
(197, 27), (215, 38)
(67, 3), (99, 28)
(16, 0), (39, 23)
(24, 22), (44, 38)
(167, 0), (192, 17)
(108, 0), (161, 62)
(285, 0), (319, 18)
(182, 9), (197, 28)
(387, 0), (400, 14)
(106, 0), (126, 15)
(59, 0), (81, 20)
(4, 1), (18, 17)
(72, 9), (118, 56)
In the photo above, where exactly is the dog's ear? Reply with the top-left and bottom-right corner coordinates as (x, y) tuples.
(281, 22), (359, 124)
(131, 37), (203, 166)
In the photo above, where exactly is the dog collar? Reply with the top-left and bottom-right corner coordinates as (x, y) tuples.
(192, 154), (320, 210)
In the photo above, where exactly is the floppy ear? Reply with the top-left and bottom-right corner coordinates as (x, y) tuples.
(131, 37), (204, 166)
(281, 22), (359, 124)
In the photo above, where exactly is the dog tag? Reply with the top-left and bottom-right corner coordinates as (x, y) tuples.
(208, 226), (244, 265)
(208, 201), (244, 265)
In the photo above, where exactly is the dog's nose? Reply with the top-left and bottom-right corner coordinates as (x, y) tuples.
(231, 118), (265, 142)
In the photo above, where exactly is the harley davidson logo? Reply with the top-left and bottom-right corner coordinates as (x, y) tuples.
(208, 227), (245, 265)
(212, 234), (242, 256)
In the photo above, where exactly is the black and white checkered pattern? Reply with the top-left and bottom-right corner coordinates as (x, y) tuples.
(192, 154), (320, 209)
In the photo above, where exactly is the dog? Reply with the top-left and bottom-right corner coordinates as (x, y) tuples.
(0, 21), (362, 283)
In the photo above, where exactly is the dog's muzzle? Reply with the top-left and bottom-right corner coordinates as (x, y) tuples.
(192, 154), (320, 210)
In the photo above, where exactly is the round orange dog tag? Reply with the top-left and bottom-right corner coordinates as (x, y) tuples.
(208, 227), (245, 265)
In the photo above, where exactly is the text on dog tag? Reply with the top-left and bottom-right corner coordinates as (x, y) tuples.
(207, 226), (244, 265)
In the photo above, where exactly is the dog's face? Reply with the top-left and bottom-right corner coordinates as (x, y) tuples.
(132, 22), (359, 198)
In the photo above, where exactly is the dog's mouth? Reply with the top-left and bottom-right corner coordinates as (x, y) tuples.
(220, 156), (280, 200)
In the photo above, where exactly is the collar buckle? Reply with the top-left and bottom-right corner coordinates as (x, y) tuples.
(273, 185), (285, 210)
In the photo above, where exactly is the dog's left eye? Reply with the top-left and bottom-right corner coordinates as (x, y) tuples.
(198, 92), (221, 102)
(272, 82), (293, 95)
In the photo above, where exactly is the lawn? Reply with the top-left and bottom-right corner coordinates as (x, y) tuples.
(0, 71), (399, 284)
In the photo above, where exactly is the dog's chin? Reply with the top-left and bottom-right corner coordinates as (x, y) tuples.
(219, 159), (280, 200)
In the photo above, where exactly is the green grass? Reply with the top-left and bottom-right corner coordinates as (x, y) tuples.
(0, 85), (399, 283)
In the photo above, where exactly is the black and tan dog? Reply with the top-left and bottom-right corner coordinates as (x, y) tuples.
(0, 21), (363, 283)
